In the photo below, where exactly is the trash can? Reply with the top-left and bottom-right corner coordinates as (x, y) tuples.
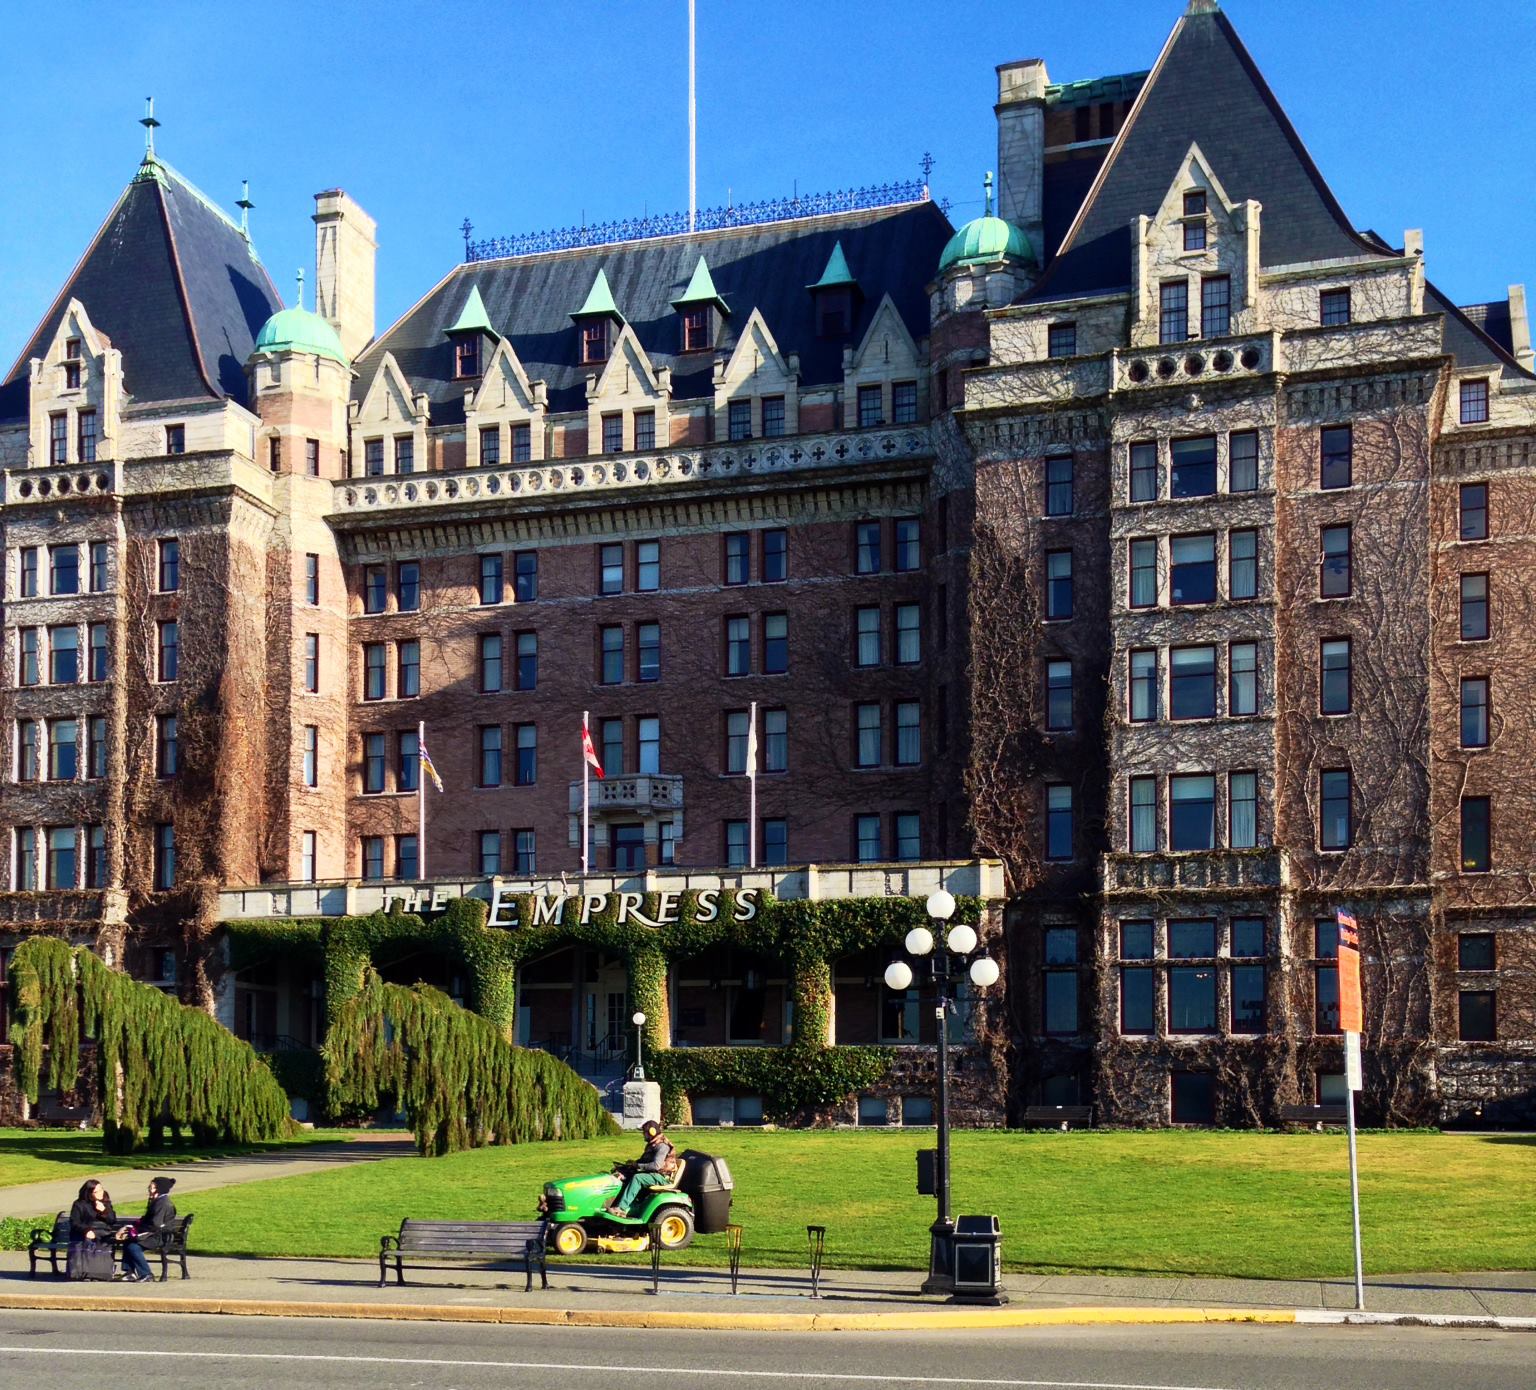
(677, 1150), (734, 1234)
(951, 1215), (1005, 1304)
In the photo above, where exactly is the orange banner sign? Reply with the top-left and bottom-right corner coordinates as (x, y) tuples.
(1337, 910), (1363, 1034)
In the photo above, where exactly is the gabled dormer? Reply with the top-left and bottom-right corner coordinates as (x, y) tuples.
(714, 308), (799, 440)
(465, 336), (548, 467)
(671, 255), (730, 354)
(349, 351), (429, 476)
(1129, 145), (1260, 348)
(585, 322), (671, 454)
(571, 268), (625, 366)
(27, 299), (123, 469)
(807, 241), (863, 339)
(445, 284), (497, 380)
(843, 293), (925, 429)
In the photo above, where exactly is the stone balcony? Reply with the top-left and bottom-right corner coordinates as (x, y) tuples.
(1112, 334), (1277, 394)
(1103, 848), (1286, 897)
(2, 459), (118, 506)
(567, 773), (684, 816)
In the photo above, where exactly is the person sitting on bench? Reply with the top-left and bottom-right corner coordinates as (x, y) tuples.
(137, 1177), (178, 1255)
(605, 1120), (676, 1217)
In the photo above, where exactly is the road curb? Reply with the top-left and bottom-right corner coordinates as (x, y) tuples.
(0, 1291), (1298, 1331)
(1295, 1309), (1536, 1332)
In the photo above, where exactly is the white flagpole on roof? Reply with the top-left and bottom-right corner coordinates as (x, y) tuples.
(747, 700), (758, 869)
(582, 710), (591, 877)
(417, 719), (427, 881)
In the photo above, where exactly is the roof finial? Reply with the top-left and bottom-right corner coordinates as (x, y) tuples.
(984, 171), (994, 217)
(1186, 0), (1220, 13)
(461, 218), (474, 263)
(920, 152), (935, 199)
(139, 96), (160, 160)
(296, 267), (305, 311)
(236, 179), (254, 238)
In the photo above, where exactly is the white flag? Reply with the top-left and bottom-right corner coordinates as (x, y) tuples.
(745, 707), (758, 779)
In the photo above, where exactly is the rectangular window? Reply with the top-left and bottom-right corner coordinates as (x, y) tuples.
(758, 817), (788, 867)
(513, 550), (538, 602)
(716, 533), (749, 586)
(20, 628), (40, 687)
(1229, 771), (1258, 848)
(17, 546), (37, 598)
(511, 423), (532, 464)
(895, 701), (921, 766)
(633, 410), (655, 451)
(396, 561), (421, 612)
(395, 835), (419, 881)
(48, 718), (79, 781)
(157, 539), (180, 593)
(762, 707), (788, 773)
(1047, 322), (1077, 358)
(49, 413), (67, 464)
(601, 413), (623, 454)
(515, 723), (537, 785)
(155, 714), (177, 778)
(1460, 573), (1489, 640)
(364, 439), (384, 476)
(1170, 436), (1217, 498)
(761, 529), (788, 583)
(512, 828), (536, 874)
(1320, 526), (1352, 598)
(1129, 441), (1158, 502)
(269, 436), (282, 473)
(1045, 550), (1073, 620)
(1160, 279), (1189, 343)
(156, 621), (178, 682)
(48, 626), (79, 684)
(479, 553), (504, 605)
(1229, 642), (1258, 717)
(892, 380), (918, 424)
(1169, 774), (1216, 851)
(1129, 776), (1156, 853)
(724, 710), (750, 776)
(14, 827), (38, 891)
(1460, 676), (1489, 748)
(1460, 378), (1490, 425)
(397, 729), (418, 792)
(363, 643), (386, 700)
(600, 718), (623, 778)
(18, 720), (38, 781)
(681, 304), (711, 352)
(855, 522), (881, 575)
(1182, 190), (1207, 250)
(637, 622), (660, 683)
(1170, 534), (1216, 604)
(86, 825), (106, 889)
(854, 703), (882, 768)
(478, 725), (503, 787)
(723, 819), (749, 869)
(1232, 918), (1265, 958)
(455, 338), (480, 377)
(515, 631), (538, 690)
(1459, 483), (1488, 541)
(362, 836), (385, 882)
(362, 732), (386, 793)
(855, 814), (882, 863)
(724, 616), (750, 676)
(305, 554), (319, 605)
(1320, 638), (1351, 714)
(1169, 965), (1217, 1034)
(1119, 922), (1154, 1033)
(1320, 288), (1352, 327)
(303, 634), (319, 693)
(727, 399), (752, 442)
(854, 607), (881, 667)
(363, 565), (387, 614)
(658, 820), (676, 866)
(599, 543), (624, 595)
(153, 823), (175, 891)
(1129, 648), (1158, 722)
(480, 427), (501, 467)
(761, 396), (785, 437)
(1461, 796), (1491, 873)
(894, 603), (921, 665)
(397, 641), (418, 699)
(1314, 917), (1340, 1033)
(303, 438), (318, 477)
(1458, 932), (1495, 972)
(1043, 927), (1079, 1035)
(634, 540), (660, 592)
(599, 625), (624, 684)
(1129, 539), (1157, 608)
(636, 715), (660, 775)
(858, 384), (883, 428)
(893, 812), (921, 861)
(1045, 454), (1073, 516)
(303, 725), (318, 787)
(47, 827), (77, 889)
(50, 545), (80, 595)
(295, 830), (316, 883)
(1200, 275), (1230, 338)
(77, 410), (97, 463)
(166, 423), (186, 455)
(1229, 431), (1259, 492)
(1045, 660), (1073, 731)
(1045, 784), (1073, 861)
(477, 830), (503, 877)
(479, 633), (503, 692)
(762, 612), (788, 674)
(1320, 769), (1352, 849)
(1228, 528), (1257, 600)
(1170, 645), (1217, 720)
(1459, 990), (1496, 1042)
(1320, 425), (1352, 490)
(894, 518), (921, 572)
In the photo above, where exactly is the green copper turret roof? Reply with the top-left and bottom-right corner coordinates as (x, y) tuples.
(807, 240), (858, 290)
(253, 305), (348, 364)
(446, 283), (494, 335)
(670, 254), (729, 314)
(937, 215), (1034, 272)
(571, 267), (624, 321)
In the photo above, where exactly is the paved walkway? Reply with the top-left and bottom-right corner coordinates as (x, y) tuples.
(0, 1134), (417, 1220)
(2, 1253), (1533, 1330)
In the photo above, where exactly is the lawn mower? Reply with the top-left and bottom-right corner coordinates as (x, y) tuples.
(539, 1149), (733, 1255)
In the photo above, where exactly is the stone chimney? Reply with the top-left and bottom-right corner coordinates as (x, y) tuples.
(995, 59), (1049, 261)
(313, 189), (377, 361)
(1508, 285), (1534, 372)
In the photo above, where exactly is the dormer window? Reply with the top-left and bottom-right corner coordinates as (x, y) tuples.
(682, 306), (711, 353)
(63, 339), (83, 390)
(1182, 190), (1208, 251)
(817, 289), (852, 339)
(455, 338), (481, 378)
(582, 319), (610, 365)
(672, 256), (728, 353)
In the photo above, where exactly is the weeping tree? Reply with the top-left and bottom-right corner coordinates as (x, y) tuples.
(326, 969), (618, 1156)
(11, 937), (293, 1154)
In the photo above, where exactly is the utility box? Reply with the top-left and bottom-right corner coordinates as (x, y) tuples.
(916, 1148), (938, 1195)
(951, 1214), (1006, 1304)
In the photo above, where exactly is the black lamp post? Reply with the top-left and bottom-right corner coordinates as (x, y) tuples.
(885, 888), (1000, 1296)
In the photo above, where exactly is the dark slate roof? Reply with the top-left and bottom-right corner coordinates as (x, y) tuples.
(1458, 300), (1513, 358)
(1026, 7), (1369, 301)
(355, 200), (952, 422)
(0, 161), (282, 422)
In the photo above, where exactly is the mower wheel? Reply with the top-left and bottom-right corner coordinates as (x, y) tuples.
(552, 1222), (589, 1256)
(651, 1206), (695, 1251)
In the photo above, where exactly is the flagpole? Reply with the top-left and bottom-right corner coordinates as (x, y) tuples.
(582, 709), (590, 877)
(417, 719), (426, 881)
(747, 699), (757, 869)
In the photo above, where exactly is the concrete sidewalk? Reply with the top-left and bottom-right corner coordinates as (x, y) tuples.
(2, 1252), (1533, 1331)
(0, 1134), (417, 1220)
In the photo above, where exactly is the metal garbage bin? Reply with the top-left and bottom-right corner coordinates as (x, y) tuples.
(951, 1214), (1006, 1304)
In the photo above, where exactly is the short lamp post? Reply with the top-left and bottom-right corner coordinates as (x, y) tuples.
(631, 1010), (647, 1081)
(885, 888), (1001, 1296)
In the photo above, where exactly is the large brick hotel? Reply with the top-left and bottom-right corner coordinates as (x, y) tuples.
(2, 2), (1532, 1126)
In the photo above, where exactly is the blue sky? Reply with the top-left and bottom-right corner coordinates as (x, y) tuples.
(3, 0), (1533, 371)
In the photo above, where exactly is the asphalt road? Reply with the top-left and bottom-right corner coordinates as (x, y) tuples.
(0, 1309), (1528, 1389)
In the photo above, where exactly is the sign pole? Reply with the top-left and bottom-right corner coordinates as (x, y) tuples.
(1345, 1036), (1365, 1312)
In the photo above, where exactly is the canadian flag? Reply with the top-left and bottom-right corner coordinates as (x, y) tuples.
(582, 715), (604, 779)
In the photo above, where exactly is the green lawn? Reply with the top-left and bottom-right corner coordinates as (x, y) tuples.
(155, 1129), (1535, 1279)
(0, 1128), (358, 1190)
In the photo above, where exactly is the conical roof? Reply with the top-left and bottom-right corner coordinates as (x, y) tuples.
(446, 284), (494, 335)
(807, 240), (858, 290)
(571, 267), (624, 321)
(671, 255), (728, 313)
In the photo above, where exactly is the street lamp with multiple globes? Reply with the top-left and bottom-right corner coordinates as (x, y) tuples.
(884, 887), (1001, 1296)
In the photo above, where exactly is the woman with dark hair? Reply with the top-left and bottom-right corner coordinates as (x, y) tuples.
(69, 1179), (151, 1281)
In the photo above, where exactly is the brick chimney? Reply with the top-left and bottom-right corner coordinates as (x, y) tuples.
(313, 189), (377, 361)
(995, 59), (1049, 260)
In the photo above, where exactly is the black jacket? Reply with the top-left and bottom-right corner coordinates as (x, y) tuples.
(142, 1193), (177, 1234)
(68, 1197), (115, 1242)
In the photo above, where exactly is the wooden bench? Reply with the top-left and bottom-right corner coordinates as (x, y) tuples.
(1023, 1105), (1093, 1130)
(1278, 1103), (1348, 1128)
(378, 1219), (549, 1291)
(28, 1212), (196, 1281)
(27, 1214), (71, 1279)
